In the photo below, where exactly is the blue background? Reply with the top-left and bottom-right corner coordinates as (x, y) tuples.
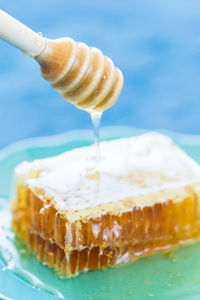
(1, 0), (200, 149)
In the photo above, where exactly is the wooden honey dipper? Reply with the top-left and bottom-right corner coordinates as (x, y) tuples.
(0, 10), (123, 113)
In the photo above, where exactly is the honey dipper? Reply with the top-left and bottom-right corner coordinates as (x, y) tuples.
(0, 9), (123, 113)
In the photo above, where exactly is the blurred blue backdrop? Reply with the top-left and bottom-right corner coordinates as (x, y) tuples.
(1, 0), (200, 149)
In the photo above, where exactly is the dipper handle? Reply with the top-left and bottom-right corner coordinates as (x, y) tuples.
(0, 9), (45, 57)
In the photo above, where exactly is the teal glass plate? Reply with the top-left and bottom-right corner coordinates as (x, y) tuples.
(1, 126), (200, 300)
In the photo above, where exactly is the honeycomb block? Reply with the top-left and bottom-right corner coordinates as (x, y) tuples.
(11, 133), (200, 278)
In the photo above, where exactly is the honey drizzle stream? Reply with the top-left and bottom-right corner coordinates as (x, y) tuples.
(90, 111), (102, 170)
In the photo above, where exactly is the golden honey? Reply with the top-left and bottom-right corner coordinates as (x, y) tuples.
(11, 184), (200, 278)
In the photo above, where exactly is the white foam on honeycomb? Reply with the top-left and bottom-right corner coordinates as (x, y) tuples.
(15, 132), (200, 210)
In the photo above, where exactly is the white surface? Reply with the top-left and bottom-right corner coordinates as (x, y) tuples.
(15, 132), (200, 210)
